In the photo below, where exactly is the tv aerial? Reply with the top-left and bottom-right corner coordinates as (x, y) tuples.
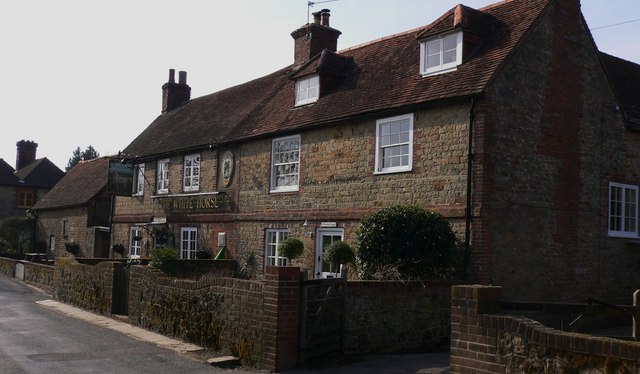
(307, 0), (338, 24)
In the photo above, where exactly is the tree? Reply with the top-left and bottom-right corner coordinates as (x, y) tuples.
(66, 145), (100, 171)
(0, 217), (33, 254)
(355, 205), (457, 280)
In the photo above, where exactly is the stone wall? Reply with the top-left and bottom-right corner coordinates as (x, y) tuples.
(476, 0), (640, 302)
(36, 206), (91, 258)
(451, 285), (640, 374)
(111, 102), (471, 277)
(53, 257), (116, 315)
(343, 281), (451, 354)
(0, 256), (54, 293)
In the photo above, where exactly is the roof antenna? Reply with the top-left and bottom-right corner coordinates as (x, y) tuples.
(307, 0), (338, 40)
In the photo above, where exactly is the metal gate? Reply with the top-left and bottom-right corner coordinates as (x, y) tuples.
(112, 263), (129, 315)
(299, 278), (346, 363)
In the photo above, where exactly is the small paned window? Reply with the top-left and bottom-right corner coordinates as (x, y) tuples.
(295, 75), (319, 106)
(133, 164), (145, 196)
(609, 182), (638, 238)
(16, 189), (34, 208)
(62, 220), (70, 237)
(129, 226), (142, 259)
(183, 154), (201, 192)
(420, 31), (463, 76)
(265, 229), (289, 267)
(157, 158), (170, 194)
(271, 135), (301, 192)
(180, 227), (198, 259)
(375, 114), (414, 174)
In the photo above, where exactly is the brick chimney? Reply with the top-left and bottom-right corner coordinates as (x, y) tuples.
(291, 9), (341, 68)
(16, 140), (38, 171)
(162, 69), (191, 114)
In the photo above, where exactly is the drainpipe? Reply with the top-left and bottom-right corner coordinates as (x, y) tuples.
(464, 97), (477, 280)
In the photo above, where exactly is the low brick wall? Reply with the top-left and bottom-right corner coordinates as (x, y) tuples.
(344, 281), (451, 354)
(451, 285), (640, 373)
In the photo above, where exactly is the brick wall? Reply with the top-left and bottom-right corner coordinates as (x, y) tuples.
(451, 285), (640, 373)
(343, 281), (451, 354)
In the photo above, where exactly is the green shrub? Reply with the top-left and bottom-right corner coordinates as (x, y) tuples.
(355, 205), (457, 280)
(0, 216), (33, 254)
(278, 238), (304, 263)
(149, 247), (179, 276)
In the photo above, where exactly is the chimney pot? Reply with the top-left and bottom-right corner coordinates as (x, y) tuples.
(291, 8), (341, 67)
(312, 11), (322, 24)
(162, 69), (191, 114)
(320, 9), (330, 26)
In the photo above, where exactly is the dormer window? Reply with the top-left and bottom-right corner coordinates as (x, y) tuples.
(295, 75), (319, 106)
(420, 31), (463, 76)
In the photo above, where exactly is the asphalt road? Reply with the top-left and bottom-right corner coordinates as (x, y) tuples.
(0, 275), (240, 374)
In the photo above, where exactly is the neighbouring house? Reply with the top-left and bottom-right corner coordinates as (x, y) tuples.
(0, 140), (65, 221)
(110, 0), (640, 303)
(32, 157), (112, 258)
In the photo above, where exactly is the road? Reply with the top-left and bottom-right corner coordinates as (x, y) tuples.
(0, 274), (243, 374)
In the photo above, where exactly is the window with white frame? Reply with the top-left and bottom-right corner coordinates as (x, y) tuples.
(129, 226), (142, 259)
(375, 113), (413, 174)
(183, 154), (200, 192)
(295, 75), (319, 106)
(609, 182), (638, 238)
(271, 135), (301, 192)
(157, 158), (169, 194)
(180, 227), (198, 259)
(133, 164), (145, 196)
(265, 229), (289, 267)
(420, 31), (463, 76)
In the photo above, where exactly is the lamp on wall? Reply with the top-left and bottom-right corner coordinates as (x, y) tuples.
(302, 220), (313, 238)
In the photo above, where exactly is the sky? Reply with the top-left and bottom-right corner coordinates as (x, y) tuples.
(1, 0), (638, 171)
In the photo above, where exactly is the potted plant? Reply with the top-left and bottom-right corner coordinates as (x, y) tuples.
(278, 238), (304, 265)
(323, 240), (355, 278)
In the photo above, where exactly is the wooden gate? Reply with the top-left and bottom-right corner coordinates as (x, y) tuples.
(111, 263), (129, 315)
(299, 278), (346, 363)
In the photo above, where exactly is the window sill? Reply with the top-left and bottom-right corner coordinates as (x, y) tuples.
(374, 168), (413, 175)
(270, 187), (300, 194)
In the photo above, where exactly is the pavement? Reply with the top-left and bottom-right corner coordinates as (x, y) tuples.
(36, 298), (451, 373)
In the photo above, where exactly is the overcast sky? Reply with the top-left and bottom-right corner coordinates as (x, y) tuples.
(1, 0), (638, 171)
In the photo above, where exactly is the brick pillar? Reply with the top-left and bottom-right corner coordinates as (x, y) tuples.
(450, 285), (503, 374)
(263, 266), (301, 372)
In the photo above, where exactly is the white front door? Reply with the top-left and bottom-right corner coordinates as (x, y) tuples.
(315, 228), (344, 278)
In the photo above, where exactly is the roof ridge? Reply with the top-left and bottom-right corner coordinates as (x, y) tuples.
(338, 25), (424, 54)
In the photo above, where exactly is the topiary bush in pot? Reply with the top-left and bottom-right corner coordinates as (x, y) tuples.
(277, 238), (304, 265)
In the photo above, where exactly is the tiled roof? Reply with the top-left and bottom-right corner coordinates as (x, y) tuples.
(13, 158), (65, 189)
(123, 0), (550, 159)
(599, 52), (640, 124)
(32, 157), (109, 210)
(0, 158), (19, 186)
